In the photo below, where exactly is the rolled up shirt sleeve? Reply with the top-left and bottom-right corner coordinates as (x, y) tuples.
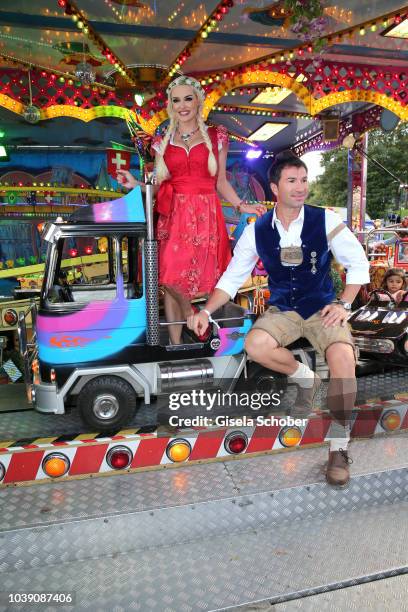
(325, 210), (370, 285)
(215, 223), (259, 298)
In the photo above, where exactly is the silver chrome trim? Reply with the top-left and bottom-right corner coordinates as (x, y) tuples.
(353, 337), (395, 354)
(17, 300), (38, 403)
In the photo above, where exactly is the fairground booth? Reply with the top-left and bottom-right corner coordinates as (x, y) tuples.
(0, 2), (408, 609)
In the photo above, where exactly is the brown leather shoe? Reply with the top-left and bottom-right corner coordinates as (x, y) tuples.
(326, 448), (353, 486)
(291, 372), (322, 418)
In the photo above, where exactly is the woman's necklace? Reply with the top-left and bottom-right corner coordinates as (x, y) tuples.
(178, 126), (199, 147)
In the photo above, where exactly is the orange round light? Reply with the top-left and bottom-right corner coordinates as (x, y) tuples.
(279, 426), (302, 447)
(42, 453), (70, 478)
(166, 439), (191, 463)
(381, 410), (401, 432)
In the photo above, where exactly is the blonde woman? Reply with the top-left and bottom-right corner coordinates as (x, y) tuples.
(118, 75), (266, 343)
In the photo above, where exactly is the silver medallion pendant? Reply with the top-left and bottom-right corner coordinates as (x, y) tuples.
(310, 251), (317, 274)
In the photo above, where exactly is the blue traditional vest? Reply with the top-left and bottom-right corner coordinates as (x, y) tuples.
(254, 205), (335, 319)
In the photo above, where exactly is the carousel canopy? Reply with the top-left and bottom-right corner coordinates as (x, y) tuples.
(0, 0), (407, 156)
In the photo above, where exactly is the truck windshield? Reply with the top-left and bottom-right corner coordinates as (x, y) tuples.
(46, 234), (143, 304)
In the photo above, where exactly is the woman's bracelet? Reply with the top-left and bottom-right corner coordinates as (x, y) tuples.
(235, 200), (247, 212)
(202, 308), (220, 330)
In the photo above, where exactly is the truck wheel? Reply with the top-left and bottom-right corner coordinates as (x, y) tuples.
(78, 376), (137, 432)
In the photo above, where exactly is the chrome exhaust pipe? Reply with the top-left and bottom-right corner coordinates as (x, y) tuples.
(144, 180), (159, 345)
(158, 359), (214, 392)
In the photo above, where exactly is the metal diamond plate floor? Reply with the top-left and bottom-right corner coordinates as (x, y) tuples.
(270, 573), (408, 611)
(1, 501), (408, 611)
(1, 437), (408, 611)
(1, 436), (407, 530)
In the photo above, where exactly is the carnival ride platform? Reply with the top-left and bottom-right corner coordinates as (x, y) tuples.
(1, 367), (408, 610)
(0, 434), (407, 611)
(1, 367), (408, 438)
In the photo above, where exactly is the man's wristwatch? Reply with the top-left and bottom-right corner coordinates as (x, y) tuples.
(334, 299), (352, 311)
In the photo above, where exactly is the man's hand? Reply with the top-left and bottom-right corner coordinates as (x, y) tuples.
(321, 303), (348, 328)
(187, 310), (210, 336)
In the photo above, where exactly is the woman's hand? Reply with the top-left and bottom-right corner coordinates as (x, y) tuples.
(239, 202), (267, 216)
(116, 170), (140, 190)
(187, 311), (209, 336)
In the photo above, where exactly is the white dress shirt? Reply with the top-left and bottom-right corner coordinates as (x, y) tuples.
(216, 206), (370, 298)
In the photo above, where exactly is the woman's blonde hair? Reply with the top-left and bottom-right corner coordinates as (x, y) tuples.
(155, 76), (217, 184)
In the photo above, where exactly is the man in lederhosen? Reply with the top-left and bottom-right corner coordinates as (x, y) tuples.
(189, 150), (370, 486)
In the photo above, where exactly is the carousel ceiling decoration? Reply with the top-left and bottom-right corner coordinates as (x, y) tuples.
(110, 0), (149, 5)
(75, 61), (96, 85)
(0, 1), (406, 151)
(54, 41), (102, 67)
(293, 106), (383, 157)
(22, 70), (41, 124)
(248, 122), (290, 141)
(56, 0), (138, 86)
(0, 50), (114, 92)
(165, 0), (235, 83)
(105, 0), (155, 23)
(245, 0), (328, 34)
(244, 1), (291, 27)
(201, 7), (407, 82)
(214, 104), (311, 120)
(383, 16), (408, 39)
(251, 87), (293, 105)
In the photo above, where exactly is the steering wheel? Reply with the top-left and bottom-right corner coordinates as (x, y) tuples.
(59, 281), (74, 302)
(368, 289), (395, 304)
(56, 270), (74, 302)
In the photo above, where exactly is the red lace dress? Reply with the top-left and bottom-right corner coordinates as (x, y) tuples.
(154, 125), (232, 298)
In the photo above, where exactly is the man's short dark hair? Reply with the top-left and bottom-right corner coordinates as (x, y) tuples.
(267, 150), (308, 185)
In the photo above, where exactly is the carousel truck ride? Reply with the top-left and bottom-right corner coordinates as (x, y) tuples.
(18, 184), (282, 432)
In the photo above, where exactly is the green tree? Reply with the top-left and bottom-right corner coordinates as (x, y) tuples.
(307, 123), (408, 219)
(308, 148), (348, 208)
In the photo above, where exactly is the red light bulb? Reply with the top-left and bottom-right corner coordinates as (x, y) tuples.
(228, 436), (247, 454)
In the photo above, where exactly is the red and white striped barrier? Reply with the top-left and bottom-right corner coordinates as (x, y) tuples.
(1, 400), (407, 486)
